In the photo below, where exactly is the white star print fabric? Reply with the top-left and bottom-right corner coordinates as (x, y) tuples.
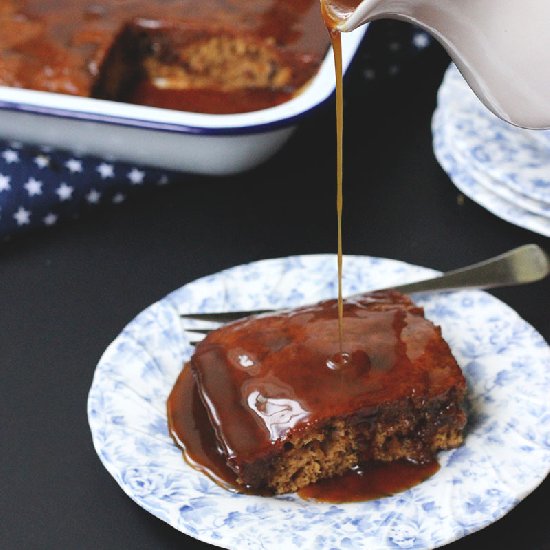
(0, 142), (172, 238)
(352, 22), (433, 83)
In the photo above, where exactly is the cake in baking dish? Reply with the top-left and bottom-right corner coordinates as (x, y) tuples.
(0, 0), (330, 114)
(187, 290), (467, 494)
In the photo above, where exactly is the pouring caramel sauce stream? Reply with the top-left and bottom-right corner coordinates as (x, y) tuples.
(167, 2), (442, 503)
(321, 3), (345, 352)
(332, 28), (345, 349)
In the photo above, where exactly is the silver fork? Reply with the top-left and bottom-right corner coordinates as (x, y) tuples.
(180, 244), (549, 343)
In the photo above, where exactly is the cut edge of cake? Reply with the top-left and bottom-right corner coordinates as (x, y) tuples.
(232, 389), (466, 494)
(190, 290), (468, 495)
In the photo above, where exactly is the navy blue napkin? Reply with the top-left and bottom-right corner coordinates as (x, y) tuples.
(359, 21), (433, 83)
(0, 141), (174, 239)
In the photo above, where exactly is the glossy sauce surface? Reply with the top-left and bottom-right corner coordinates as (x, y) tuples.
(167, 365), (239, 490)
(330, 28), (345, 344)
(127, 83), (297, 115)
(189, 292), (463, 466)
(299, 459), (440, 502)
(167, 362), (442, 501)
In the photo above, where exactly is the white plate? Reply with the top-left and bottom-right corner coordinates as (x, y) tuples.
(438, 102), (550, 219)
(0, 29), (366, 175)
(434, 64), (550, 205)
(88, 255), (550, 550)
(432, 104), (550, 237)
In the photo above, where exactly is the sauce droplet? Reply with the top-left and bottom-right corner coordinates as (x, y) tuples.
(326, 351), (350, 370)
(326, 349), (371, 373)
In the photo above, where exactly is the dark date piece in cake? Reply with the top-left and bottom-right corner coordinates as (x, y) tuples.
(172, 290), (467, 495)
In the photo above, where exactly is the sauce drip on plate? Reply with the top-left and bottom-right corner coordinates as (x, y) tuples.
(167, 3), (450, 503)
(299, 459), (440, 503)
(167, 292), (459, 499)
(167, 364), (441, 501)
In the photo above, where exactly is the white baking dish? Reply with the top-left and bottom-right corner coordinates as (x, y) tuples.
(0, 27), (367, 175)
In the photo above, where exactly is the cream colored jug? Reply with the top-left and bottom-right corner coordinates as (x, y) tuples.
(322, 0), (550, 129)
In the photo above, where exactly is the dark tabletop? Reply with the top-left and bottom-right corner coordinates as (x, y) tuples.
(1, 21), (548, 550)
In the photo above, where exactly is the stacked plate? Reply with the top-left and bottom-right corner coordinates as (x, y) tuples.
(432, 64), (550, 237)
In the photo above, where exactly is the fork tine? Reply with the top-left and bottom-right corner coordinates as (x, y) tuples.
(179, 315), (221, 345)
(178, 246), (549, 325)
(180, 308), (274, 344)
(180, 309), (273, 324)
(184, 328), (213, 345)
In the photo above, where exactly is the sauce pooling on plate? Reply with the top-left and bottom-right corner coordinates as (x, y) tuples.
(167, 365), (441, 502)
(167, 293), (463, 500)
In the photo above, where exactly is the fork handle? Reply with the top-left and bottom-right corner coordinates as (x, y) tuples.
(181, 244), (549, 323)
(385, 244), (549, 295)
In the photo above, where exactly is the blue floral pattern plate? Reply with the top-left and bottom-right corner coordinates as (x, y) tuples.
(433, 107), (550, 237)
(432, 64), (550, 236)
(88, 255), (550, 550)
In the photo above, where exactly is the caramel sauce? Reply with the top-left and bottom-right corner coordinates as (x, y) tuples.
(330, 29), (345, 348)
(190, 294), (448, 464)
(167, 358), (442, 502)
(168, 292), (463, 499)
(127, 82), (296, 115)
(167, 365), (239, 490)
(299, 460), (440, 503)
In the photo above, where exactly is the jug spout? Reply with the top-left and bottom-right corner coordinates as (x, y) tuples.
(322, 0), (550, 129)
(323, 0), (411, 31)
